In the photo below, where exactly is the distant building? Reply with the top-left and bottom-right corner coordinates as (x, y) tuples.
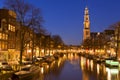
(90, 32), (104, 48)
(83, 7), (90, 41)
(114, 27), (120, 60)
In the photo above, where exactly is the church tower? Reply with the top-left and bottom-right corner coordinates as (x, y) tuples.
(83, 7), (90, 41)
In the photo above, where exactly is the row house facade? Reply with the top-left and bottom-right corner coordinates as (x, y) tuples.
(0, 9), (36, 61)
(90, 29), (120, 60)
(114, 27), (120, 60)
(0, 8), (65, 62)
(103, 29), (120, 60)
(0, 9), (17, 61)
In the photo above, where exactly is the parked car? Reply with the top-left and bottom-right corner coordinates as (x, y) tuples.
(11, 65), (40, 80)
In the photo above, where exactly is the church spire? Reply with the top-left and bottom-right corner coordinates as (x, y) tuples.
(83, 6), (90, 41)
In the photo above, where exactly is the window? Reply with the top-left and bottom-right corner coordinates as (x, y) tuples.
(3, 34), (5, 39)
(0, 33), (8, 40)
(1, 19), (7, 28)
(4, 42), (7, 49)
(0, 41), (8, 49)
(6, 35), (8, 40)
(0, 41), (1, 49)
(8, 24), (15, 32)
(8, 24), (11, 30)
(0, 33), (2, 39)
(1, 42), (4, 49)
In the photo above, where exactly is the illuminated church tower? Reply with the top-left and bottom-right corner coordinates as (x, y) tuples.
(83, 7), (90, 41)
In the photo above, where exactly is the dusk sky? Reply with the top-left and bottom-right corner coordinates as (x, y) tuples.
(0, 0), (120, 45)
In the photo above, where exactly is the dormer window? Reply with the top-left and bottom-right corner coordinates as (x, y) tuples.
(1, 19), (7, 30)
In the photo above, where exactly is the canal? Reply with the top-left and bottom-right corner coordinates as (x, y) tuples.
(38, 53), (120, 80)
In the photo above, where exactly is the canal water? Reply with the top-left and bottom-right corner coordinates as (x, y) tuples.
(38, 53), (120, 80)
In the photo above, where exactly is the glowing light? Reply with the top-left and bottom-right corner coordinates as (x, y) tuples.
(97, 64), (100, 74)
(41, 49), (44, 53)
(90, 60), (93, 71)
(106, 68), (111, 80)
(106, 67), (119, 80)
(40, 67), (44, 74)
(110, 69), (119, 74)
(27, 49), (31, 53)
(46, 65), (49, 69)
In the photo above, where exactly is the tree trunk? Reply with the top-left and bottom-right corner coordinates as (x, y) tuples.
(19, 34), (24, 64)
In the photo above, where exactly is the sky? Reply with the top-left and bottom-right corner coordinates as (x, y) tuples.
(0, 0), (120, 45)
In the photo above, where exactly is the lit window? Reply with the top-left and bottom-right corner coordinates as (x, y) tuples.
(8, 24), (15, 32)
(0, 41), (1, 49)
(11, 25), (13, 31)
(6, 35), (8, 40)
(13, 27), (15, 32)
(0, 33), (2, 39)
(12, 26), (15, 32)
(8, 24), (11, 30)
(3, 34), (5, 39)
(5, 42), (7, 49)
(2, 42), (4, 49)
(1, 19), (7, 28)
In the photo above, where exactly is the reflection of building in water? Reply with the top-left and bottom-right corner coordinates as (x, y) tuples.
(80, 56), (86, 70)
(79, 56), (110, 80)
(106, 67), (119, 80)
(90, 60), (93, 71)
(80, 56), (89, 80)
(67, 53), (79, 65)
(97, 64), (100, 74)
(39, 57), (67, 79)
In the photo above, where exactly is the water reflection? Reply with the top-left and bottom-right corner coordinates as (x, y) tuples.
(79, 56), (120, 80)
(38, 53), (120, 80)
(106, 68), (119, 80)
(38, 55), (66, 80)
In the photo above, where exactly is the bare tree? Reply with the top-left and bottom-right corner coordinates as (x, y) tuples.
(52, 35), (64, 49)
(108, 21), (120, 30)
(4, 0), (44, 64)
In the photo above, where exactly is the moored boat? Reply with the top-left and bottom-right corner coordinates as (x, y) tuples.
(11, 65), (40, 80)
